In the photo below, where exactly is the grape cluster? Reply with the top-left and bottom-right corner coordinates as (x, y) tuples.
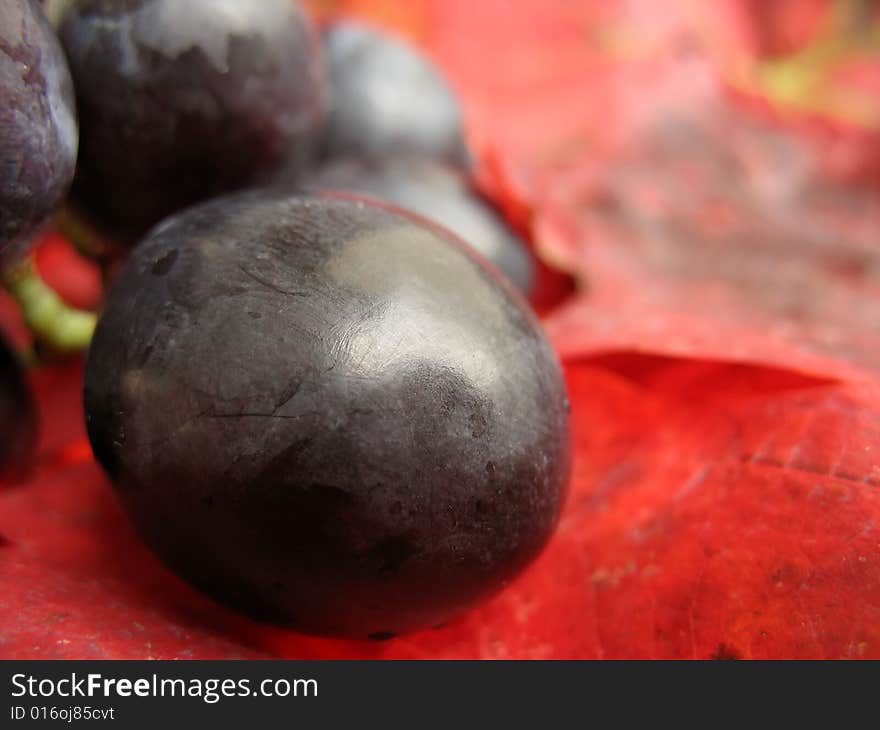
(3, 1), (569, 638)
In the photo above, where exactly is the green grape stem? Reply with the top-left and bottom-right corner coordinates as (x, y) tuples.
(3, 256), (97, 354)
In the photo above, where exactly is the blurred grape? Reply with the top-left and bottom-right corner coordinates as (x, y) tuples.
(309, 157), (534, 295)
(322, 20), (469, 166)
(0, 0), (78, 263)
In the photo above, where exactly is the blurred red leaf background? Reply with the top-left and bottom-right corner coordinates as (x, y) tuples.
(2, 0), (880, 659)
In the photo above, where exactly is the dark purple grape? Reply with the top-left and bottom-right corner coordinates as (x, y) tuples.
(308, 157), (534, 295)
(58, 0), (324, 243)
(84, 190), (570, 638)
(0, 0), (77, 262)
(0, 334), (37, 483)
(323, 21), (469, 166)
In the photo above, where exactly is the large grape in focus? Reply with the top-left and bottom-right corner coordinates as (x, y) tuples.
(84, 190), (570, 638)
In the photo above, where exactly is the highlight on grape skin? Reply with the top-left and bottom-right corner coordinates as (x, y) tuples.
(307, 157), (535, 296)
